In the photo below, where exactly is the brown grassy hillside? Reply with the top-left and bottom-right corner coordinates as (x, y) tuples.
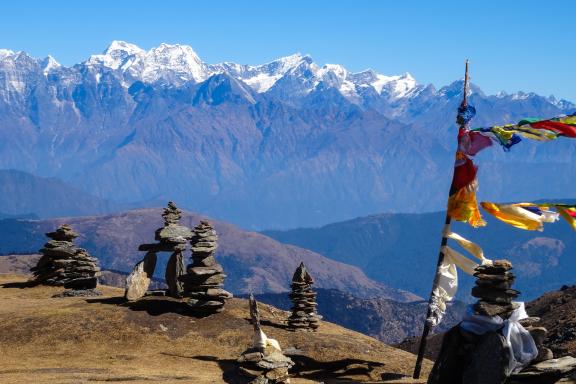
(0, 274), (430, 383)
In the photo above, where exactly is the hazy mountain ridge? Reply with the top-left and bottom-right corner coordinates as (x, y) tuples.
(263, 206), (576, 301)
(0, 169), (119, 217)
(1, 42), (575, 228)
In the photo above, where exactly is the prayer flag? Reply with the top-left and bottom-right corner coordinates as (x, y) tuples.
(554, 205), (576, 230)
(472, 113), (576, 151)
(480, 202), (560, 231)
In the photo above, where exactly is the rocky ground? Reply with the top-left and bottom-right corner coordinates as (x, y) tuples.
(0, 273), (431, 383)
(525, 284), (576, 358)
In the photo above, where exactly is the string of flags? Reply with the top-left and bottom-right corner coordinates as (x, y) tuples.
(481, 202), (576, 231)
(434, 110), (576, 325)
(471, 113), (576, 150)
(447, 110), (576, 227)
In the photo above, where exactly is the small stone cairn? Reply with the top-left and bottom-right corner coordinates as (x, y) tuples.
(428, 259), (568, 384)
(180, 221), (232, 314)
(287, 262), (321, 331)
(31, 224), (101, 296)
(237, 294), (294, 383)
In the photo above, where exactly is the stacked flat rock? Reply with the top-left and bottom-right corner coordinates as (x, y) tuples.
(287, 262), (321, 331)
(154, 201), (191, 244)
(180, 221), (232, 314)
(238, 344), (294, 383)
(472, 259), (520, 319)
(31, 224), (101, 292)
(127, 201), (193, 300)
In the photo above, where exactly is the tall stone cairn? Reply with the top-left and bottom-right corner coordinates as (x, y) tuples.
(180, 221), (232, 314)
(31, 224), (101, 292)
(472, 259), (520, 318)
(287, 262), (321, 331)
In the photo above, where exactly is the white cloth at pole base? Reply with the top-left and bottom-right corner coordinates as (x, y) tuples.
(460, 302), (538, 375)
(426, 242), (492, 327)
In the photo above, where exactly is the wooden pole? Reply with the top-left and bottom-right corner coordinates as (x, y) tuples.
(412, 60), (470, 379)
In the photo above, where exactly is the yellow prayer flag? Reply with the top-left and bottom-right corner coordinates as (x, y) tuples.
(480, 202), (544, 231)
(447, 186), (486, 227)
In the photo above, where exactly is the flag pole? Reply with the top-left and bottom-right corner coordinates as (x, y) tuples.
(412, 60), (470, 379)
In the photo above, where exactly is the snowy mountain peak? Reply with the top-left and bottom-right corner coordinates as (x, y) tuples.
(321, 64), (348, 79)
(138, 43), (207, 84)
(367, 72), (417, 98)
(275, 53), (311, 69)
(41, 55), (61, 75)
(104, 40), (145, 56)
(88, 41), (144, 70)
(0, 49), (15, 59)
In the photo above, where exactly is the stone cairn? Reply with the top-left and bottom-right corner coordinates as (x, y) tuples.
(31, 224), (101, 296)
(472, 259), (520, 319)
(428, 259), (561, 384)
(237, 294), (294, 383)
(180, 220), (232, 314)
(125, 202), (192, 301)
(287, 262), (321, 331)
(473, 261), (553, 362)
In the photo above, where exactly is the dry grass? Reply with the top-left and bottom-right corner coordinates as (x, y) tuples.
(0, 274), (430, 383)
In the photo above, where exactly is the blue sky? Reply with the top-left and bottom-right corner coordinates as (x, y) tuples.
(2, 0), (575, 101)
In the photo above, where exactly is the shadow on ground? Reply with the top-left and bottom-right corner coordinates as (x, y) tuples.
(184, 354), (405, 384)
(0, 281), (36, 289)
(240, 317), (287, 331)
(85, 295), (213, 318)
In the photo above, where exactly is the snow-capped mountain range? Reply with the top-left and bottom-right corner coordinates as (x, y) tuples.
(0, 41), (574, 228)
(83, 41), (419, 100)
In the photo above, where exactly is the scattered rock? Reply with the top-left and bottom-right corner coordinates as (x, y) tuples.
(53, 289), (102, 298)
(509, 356), (576, 383)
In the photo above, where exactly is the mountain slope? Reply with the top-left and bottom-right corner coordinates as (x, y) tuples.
(0, 169), (119, 218)
(0, 208), (416, 300)
(0, 42), (574, 228)
(253, 289), (466, 344)
(0, 274), (431, 383)
(263, 207), (576, 301)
